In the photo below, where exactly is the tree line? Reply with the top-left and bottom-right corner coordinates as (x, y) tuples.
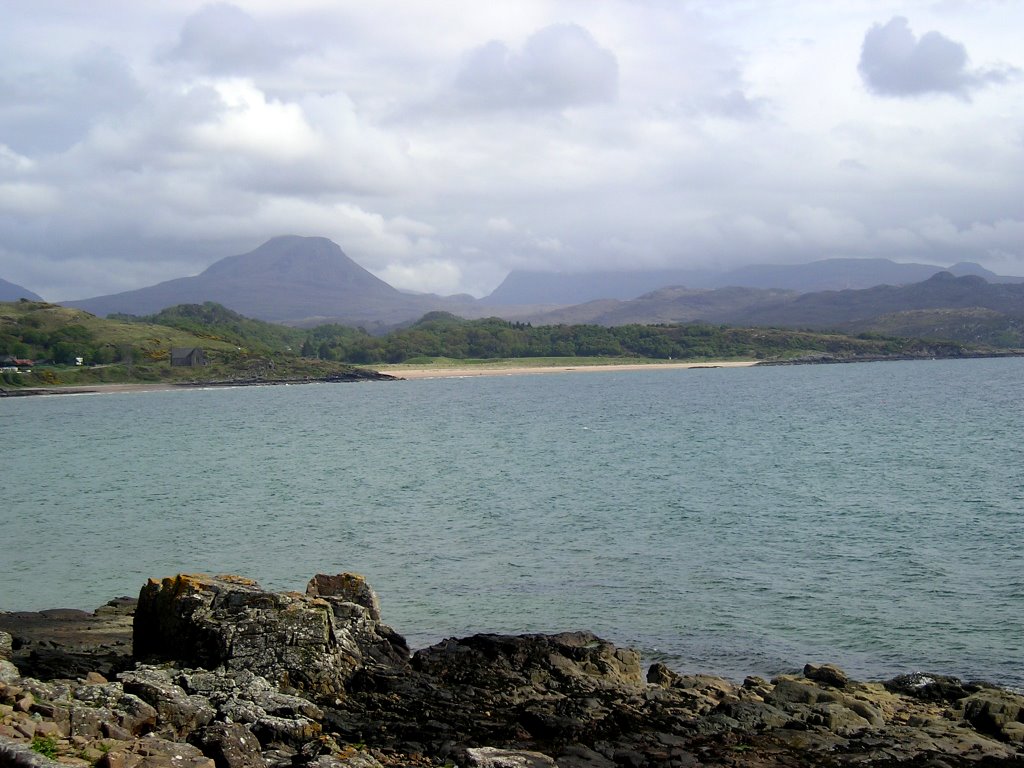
(301, 311), (937, 364)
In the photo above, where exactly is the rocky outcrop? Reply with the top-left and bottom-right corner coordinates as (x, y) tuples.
(133, 574), (409, 701)
(0, 599), (135, 680)
(3, 573), (1024, 768)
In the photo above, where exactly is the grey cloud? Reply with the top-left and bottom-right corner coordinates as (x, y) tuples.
(0, 48), (142, 155)
(165, 2), (303, 74)
(453, 24), (618, 110)
(858, 16), (1017, 98)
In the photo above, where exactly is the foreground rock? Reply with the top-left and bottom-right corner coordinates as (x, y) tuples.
(2, 573), (1023, 768)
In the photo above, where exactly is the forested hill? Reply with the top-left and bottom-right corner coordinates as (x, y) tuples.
(304, 311), (994, 365)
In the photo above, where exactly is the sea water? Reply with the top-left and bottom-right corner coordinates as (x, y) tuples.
(2, 358), (1022, 688)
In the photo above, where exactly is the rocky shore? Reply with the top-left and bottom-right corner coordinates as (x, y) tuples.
(2, 573), (1022, 768)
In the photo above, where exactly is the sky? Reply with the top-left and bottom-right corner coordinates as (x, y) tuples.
(1, 1), (1022, 301)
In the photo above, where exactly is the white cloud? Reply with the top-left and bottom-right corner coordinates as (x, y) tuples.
(0, 183), (60, 215)
(376, 259), (463, 295)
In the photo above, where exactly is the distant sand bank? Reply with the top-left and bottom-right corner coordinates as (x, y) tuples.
(2, 361), (759, 396)
(384, 360), (759, 380)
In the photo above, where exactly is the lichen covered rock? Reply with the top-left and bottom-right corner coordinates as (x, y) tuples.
(133, 575), (409, 700)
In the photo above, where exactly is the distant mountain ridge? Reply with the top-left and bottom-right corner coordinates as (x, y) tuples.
(0, 278), (42, 302)
(59, 237), (1024, 344)
(484, 258), (1021, 305)
(66, 236), (476, 326)
(516, 272), (1024, 347)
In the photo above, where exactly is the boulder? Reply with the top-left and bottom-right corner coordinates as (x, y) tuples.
(133, 575), (409, 700)
(463, 746), (557, 768)
(97, 735), (214, 768)
(412, 631), (644, 693)
(960, 689), (1024, 740)
(189, 722), (267, 768)
(305, 575), (381, 623)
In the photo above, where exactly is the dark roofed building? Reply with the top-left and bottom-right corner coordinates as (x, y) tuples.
(170, 348), (207, 367)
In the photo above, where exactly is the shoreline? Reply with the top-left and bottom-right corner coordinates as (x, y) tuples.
(0, 360), (758, 395)
(380, 359), (759, 379)
(3, 577), (1024, 767)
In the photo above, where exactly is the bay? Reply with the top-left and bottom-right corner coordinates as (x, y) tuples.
(2, 358), (1022, 688)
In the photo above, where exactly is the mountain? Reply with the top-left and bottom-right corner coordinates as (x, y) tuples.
(65, 236), (477, 326)
(734, 272), (1024, 329)
(0, 278), (43, 302)
(528, 286), (797, 326)
(510, 272), (1024, 347)
(483, 258), (1022, 305)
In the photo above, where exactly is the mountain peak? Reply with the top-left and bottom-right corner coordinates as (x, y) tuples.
(1, 277), (43, 302)
(201, 236), (388, 289)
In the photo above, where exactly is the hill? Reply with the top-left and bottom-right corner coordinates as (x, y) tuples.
(734, 272), (1024, 329)
(65, 236), (478, 326)
(0, 278), (43, 302)
(0, 300), (384, 389)
(302, 311), (1010, 365)
(483, 258), (1022, 305)
(506, 273), (1024, 347)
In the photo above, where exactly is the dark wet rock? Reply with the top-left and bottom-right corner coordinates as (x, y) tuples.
(0, 600), (135, 680)
(884, 672), (987, 704)
(960, 689), (1024, 740)
(133, 574), (409, 701)
(803, 663), (849, 689)
(412, 631), (644, 691)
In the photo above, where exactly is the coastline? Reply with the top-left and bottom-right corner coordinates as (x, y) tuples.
(380, 359), (759, 379)
(0, 360), (758, 396)
(3, 576), (1024, 767)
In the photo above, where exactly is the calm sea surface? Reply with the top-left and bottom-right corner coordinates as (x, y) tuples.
(2, 359), (1022, 688)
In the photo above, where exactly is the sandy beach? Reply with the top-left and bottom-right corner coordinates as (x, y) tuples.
(382, 360), (759, 380)
(2, 361), (759, 396)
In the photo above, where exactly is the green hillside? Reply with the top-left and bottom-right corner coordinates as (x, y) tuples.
(0, 300), (378, 388)
(3, 300), (1017, 391)
(305, 311), (1003, 365)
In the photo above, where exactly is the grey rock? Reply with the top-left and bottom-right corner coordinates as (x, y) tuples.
(97, 735), (215, 768)
(0, 735), (64, 768)
(305, 575), (382, 624)
(189, 722), (266, 768)
(0, 660), (20, 684)
(73, 682), (159, 735)
(464, 746), (557, 768)
(119, 667), (215, 738)
(133, 574), (409, 701)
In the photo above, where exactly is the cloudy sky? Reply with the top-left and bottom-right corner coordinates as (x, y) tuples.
(1, 0), (1022, 301)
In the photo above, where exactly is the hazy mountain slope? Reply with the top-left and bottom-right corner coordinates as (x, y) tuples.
(0, 278), (43, 302)
(484, 258), (1022, 306)
(734, 272), (1024, 329)
(527, 286), (797, 326)
(482, 268), (718, 305)
(847, 308), (1024, 348)
(64, 236), (477, 325)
